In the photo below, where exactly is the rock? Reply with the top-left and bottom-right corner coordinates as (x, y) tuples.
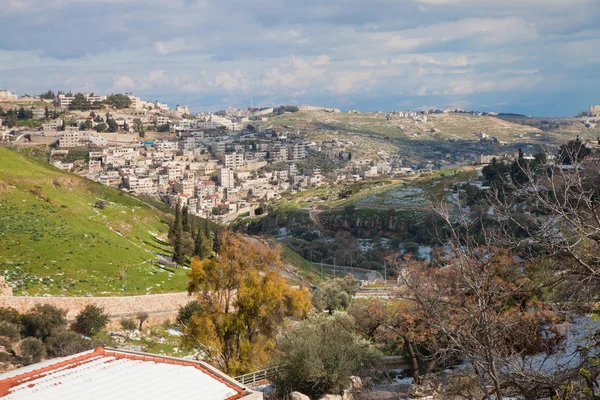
(319, 395), (342, 400)
(290, 392), (310, 400)
(349, 376), (363, 392)
(342, 389), (353, 400)
(408, 381), (439, 398)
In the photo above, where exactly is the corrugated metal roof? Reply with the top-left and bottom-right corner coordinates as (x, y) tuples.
(0, 348), (246, 400)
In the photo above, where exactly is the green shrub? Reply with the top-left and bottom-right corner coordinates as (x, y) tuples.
(119, 318), (137, 332)
(0, 352), (11, 362)
(176, 301), (203, 327)
(20, 337), (46, 365)
(0, 322), (21, 343)
(71, 305), (109, 336)
(46, 331), (94, 357)
(273, 312), (379, 398)
(0, 307), (22, 328)
(22, 304), (67, 341)
(311, 275), (360, 313)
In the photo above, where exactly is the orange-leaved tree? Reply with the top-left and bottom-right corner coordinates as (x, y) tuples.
(182, 231), (312, 375)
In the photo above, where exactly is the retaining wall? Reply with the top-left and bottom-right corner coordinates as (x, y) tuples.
(0, 292), (192, 326)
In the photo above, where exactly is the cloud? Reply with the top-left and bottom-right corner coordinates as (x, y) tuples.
(0, 0), (597, 115)
(154, 38), (203, 56)
(112, 75), (135, 90)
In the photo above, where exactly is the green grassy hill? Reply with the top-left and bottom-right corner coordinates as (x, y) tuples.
(0, 147), (188, 296)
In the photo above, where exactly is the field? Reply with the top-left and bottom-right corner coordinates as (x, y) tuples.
(0, 147), (189, 296)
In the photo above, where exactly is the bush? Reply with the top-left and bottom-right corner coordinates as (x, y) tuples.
(273, 312), (379, 399)
(20, 337), (46, 365)
(71, 305), (109, 336)
(0, 322), (21, 343)
(46, 331), (94, 357)
(311, 275), (360, 313)
(0, 352), (11, 362)
(0, 307), (22, 328)
(176, 301), (203, 327)
(22, 304), (67, 341)
(119, 318), (137, 332)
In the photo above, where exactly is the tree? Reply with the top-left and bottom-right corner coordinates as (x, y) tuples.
(311, 274), (360, 314)
(106, 118), (119, 132)
(20, 337), (46, 365)
(481, 158), (509, 188)
(193, 227), (212, 260)
(182, 205), (190, 232)
(94, 122), (107, 132)
(349, 298), (444, 386)
(80, 119), (93, 131)
(136, 312), (149, 331)
(104, 94), (132, 109)
(22, 304), (67, 341)
(44, 106), (49, 119)
(39, 90), (55, 100)
(176, 300), (203, 327)
(396, 246), (565, 400)
(183, 231), (312, 375)
(69, 93), (91, 111)
(156, 123), (170, 132)
(71, 304), (109, 336)
(272, 312), (379, 398)
(558, 138), (591, 165)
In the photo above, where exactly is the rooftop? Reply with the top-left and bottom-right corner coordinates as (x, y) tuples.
(0, 347), (257, 400)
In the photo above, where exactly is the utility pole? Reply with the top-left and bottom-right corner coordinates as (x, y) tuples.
(384, 262), (387, 286)
(320, 261), (323, 280)
(333, 257), (336, 278)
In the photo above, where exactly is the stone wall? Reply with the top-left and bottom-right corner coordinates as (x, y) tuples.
(0, 292), (192, 326)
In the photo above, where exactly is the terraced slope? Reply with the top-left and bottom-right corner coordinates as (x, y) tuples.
(0, 147), (188, 296)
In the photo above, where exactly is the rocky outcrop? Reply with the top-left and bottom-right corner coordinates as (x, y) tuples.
(318, 395), (342, 400)
(290, 392), (311, 400)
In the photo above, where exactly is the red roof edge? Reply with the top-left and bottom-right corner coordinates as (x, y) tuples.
(0, 347), (247, 398)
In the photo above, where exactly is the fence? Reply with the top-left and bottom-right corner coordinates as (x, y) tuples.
(234, 365), (283, 387)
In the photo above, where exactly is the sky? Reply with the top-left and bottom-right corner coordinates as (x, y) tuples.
(1, 0), (599, 116)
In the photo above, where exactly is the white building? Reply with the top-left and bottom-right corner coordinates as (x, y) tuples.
(223, 152), (244, 169)
(55, 93), (107, 108)
(219, 167), (235, 189)
(0, 90), (18, 100)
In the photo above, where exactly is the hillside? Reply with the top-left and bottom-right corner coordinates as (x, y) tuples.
(0, 147), (188, 296)
(268, 111), (584, 160)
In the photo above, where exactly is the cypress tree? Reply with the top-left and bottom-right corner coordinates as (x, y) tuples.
(171, 203), (185, 265)
(204, 220), (211, 241)
(169, 202), (182, 241)
(182, 205), (190, 232)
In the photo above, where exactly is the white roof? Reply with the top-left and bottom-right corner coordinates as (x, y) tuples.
(0, 348), (246, 400)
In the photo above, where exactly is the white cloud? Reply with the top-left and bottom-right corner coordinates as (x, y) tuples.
(154, 38), (202, 56)
(112, 75), (135, 90)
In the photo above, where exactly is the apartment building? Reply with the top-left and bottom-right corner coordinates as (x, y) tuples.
(174, 179), (195, 197)
(287, 142), (306, 160)
(269, 147), (288, 162)
(55, 93), (106, 108)
(58, 132), (107, 148)
(122, 176), (154, 194)
(42, 119), (63, 131)
(222, 152), (244, 169)
(219, 167), (235, 189)
(153, 115), (170, 126)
